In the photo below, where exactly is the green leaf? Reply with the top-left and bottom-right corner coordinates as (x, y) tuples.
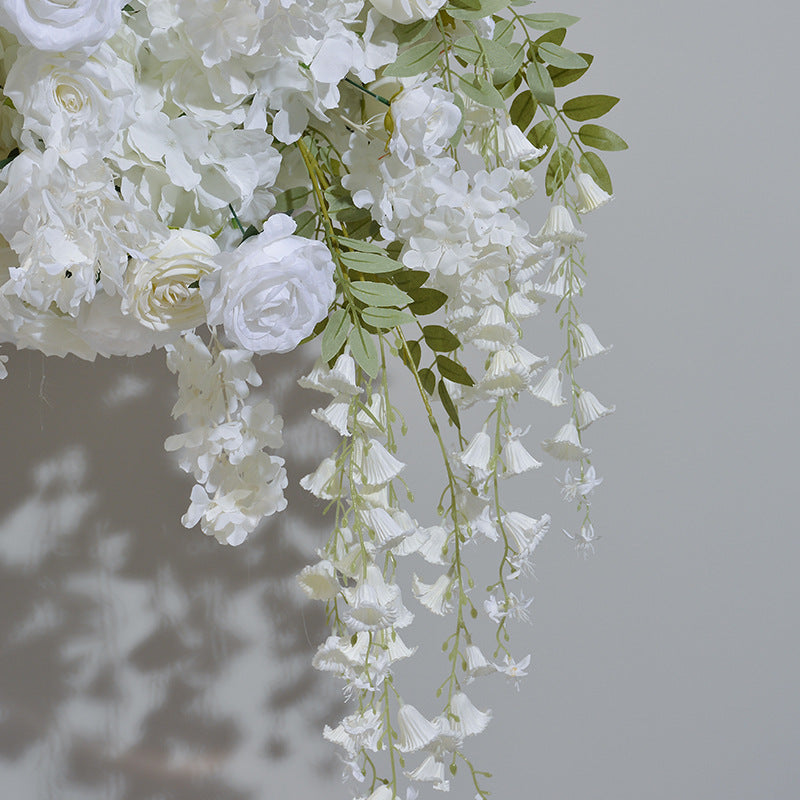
(528, 118), (556, 151)
(408, 287), (448, 315)
(533, 27), (566, 47)
(437, 380), (461, 428)
(393, 18), (432, 44)
(361, 307), (415, 329)
(579, 151), (613, 195)
(383, 40), (440, 77)
(422, 325), (460, 352)
(340, 251), (400, 274)
(545, 144), (574, 196)
(399, 339), (421, 370)
(510, 90), (537, 132)
(418, 368), (436, 396)
(492, 17), (515, 47)
(578, 124), (629, 151)
(562, 94), (619, 122)
(449, 91), (466, 148)
(537, 42), (587, 69)
(522, 12), (580, 30)
(272, 186), (311, 214)
(453, 35), (516, 76)
(294, 210), (316, 237)
(496, 69), (523, 98)
(392, 270), (429, 291)
(348, 326), (380, 378)
(338, 236), (387, 255)
(350, 281), (412, 307)
(335, 207), (378, 239)
(549, 52), (593, 87)
(436, 355), (475, 386)
(321, 308), (350, 362)
(458, 74), (504, 109)
(525, 60), (555, 106)
(448, 0), (512, 19)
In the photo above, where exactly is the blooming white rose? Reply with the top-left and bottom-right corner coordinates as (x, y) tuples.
(202, 214), (336, 354)
(0, 0), (122, 52)
(5, 43), (136, 166)
(126, 229), (220, 332)
(367, 0), (445, 24)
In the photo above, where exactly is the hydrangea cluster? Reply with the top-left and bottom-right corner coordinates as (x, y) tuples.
(0, 1), (625, 796)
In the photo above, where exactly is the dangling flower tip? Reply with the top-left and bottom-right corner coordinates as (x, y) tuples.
(575, 170), (613, 213)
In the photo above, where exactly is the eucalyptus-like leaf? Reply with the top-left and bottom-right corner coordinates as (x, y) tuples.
(537, 42), (587, 70)
(392, 270), (430, 291)
(273, 186), (311, 214)
(579, 151), (613, 195)
(448, 0), (513, 19)
(545, 145), (574, 197)
(422, 325), (460, 352)
(350, 281), (413, 308)
(362, 307), (415, 329)
(528, 118), (556, 150)
(399, 338), (422, 370)
(408, 287), (448, 315)
(525, 60), (555, 106)
(340, 251), (400, 274)
(562, 94), (619, 122)
(294, 210), (316, 237)
(453, 35), (516, 75)
(510, 90), (537, 132)
(437, 380), (461, 428)
(436, 355), (475, 386)
(521, 12), (580, 30)
(322, 308), (350, 362)
(383, 40), (440, 77)
(533, 27), (567, 47)
(549, 53), (593, 87)
(418, 367), (436, 395)
(458, 74), (505, 108)
(578, 124), (629, 151)
(338, 236), (386, 255)
(348, 326), (379, 378)
(393, 18), (432, 44)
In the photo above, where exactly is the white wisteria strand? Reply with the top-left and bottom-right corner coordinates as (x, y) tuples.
(0, 0), (625, 797)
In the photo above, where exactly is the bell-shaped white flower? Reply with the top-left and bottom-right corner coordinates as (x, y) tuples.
(501, 122), (546, 163)
(356, 391), (387, 434)
(541, 421), (592, 461)
(465, 644), (497, 679)
(574, 322), (612, 361)
(343, 565), (412, 632)
(533, 204), (586, 246)
(297, 559), (340, 600)
(530, 367), (565, 406)
(575, 170), (613, 213)
(363, 785), (394, 800)
(326, 353), (360, 395)
(396, 703), (438, 752)
(449, 691), (492, 737)
(459, 428), (492, 472)
(480, 349), (529, 396)
(362, 507), (406, 549)
(507, 291), (541, 318)
(412, 573), (454, 616)
(501, 437), (542, 475)
(465, 304), (518, 351)
(576, 389), (616, 428)
(535, 255), (586, 298)
(355, 438), (405, 487)
(405, 754), (447, 786)
(297, 359), (333, 394)
(311, 395), (351, 436)
(502, 511), (549, 554)
(299, 456), (341, 499)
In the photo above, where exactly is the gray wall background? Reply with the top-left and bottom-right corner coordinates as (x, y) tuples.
(1, 0), (798, 798)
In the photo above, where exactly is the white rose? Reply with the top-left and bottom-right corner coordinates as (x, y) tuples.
(202, 214), (336, 354)
(0, 0), (121, 52)
(366, 0), (445, 24)
(126, 229), (220, 332)
(5, 43), (136, 166)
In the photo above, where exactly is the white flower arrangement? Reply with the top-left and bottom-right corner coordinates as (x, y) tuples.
(0, 0), (626, 796)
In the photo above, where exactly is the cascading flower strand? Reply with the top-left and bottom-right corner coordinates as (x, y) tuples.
(0, 1), (625, 796)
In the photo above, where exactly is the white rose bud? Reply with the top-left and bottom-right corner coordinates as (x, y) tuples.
(367, 0), (446, 24)
(126, 229), (219, 333)
(0, 0), (122, 52)
(202, 214), (336, 355)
